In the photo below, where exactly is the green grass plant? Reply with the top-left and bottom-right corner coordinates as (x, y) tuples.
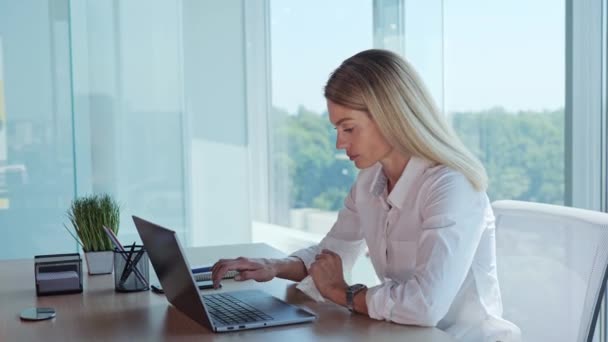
(64, 194), (120, 252)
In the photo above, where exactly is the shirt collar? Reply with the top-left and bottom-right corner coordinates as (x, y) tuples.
(370, 166), (388, 197)
(369, 156), (434, 209)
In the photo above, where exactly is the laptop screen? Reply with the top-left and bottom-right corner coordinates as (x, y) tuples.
(133, 216), (212, 328)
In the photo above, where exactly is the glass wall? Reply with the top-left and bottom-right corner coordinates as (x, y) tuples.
(444, 0), (565, 204)
(261, 0), (377, 284)
(72, 0), (252, 248)
(0, 1), (77, 258)
(0, 0), (578, 274)
(0, 0), (252, 259)
(266, 0), (566, 231)
(268, 0), (373, 234)
(263, 0), (566, 288)
(72, 0), (188, 245)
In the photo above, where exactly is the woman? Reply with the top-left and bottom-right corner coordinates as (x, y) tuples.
(212, 49), (520, 341)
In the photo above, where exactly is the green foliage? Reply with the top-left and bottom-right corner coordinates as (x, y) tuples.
(273, 106), (357, 211)
(275, 105), (565, 211)
(64, 194), (120, 252)
(451, 107), (564, 204)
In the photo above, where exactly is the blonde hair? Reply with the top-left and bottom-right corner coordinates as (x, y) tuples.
(324, 49), (487, 192)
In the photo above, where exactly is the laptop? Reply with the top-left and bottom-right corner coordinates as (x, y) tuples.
(132, 216), (317, 332)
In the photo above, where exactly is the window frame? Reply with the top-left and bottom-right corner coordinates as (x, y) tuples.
(244, 0), (272, 223)
(566, 0), (606, 339)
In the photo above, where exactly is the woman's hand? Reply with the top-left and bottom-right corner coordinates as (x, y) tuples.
(211, 257), (277, 289)
(309, 249), (348, 302)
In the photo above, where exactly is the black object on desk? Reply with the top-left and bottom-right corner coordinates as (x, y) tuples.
(114, 245), (149, 292)
(34, 253), (83, 296)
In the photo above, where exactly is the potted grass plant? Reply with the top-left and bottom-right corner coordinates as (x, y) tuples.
(64, 194), (120, 275)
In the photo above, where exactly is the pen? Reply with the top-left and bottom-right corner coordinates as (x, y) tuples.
(104, 226), (148, 286)
(119, 248), (146, 287)
(119, 242), (137, 285)
(191, 266), (213, 274)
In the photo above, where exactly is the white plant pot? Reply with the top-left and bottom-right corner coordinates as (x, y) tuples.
(85, 251), (114, 275)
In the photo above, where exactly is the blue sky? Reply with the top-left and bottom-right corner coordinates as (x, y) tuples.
(270, 0), (565, 115)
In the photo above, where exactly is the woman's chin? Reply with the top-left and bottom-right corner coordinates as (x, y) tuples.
(353, 158), (373, 169)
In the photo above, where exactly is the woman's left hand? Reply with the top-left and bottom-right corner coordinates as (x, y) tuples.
(309, 249), (348, 301)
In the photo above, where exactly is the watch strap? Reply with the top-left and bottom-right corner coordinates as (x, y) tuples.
(346, 284), (367, 312)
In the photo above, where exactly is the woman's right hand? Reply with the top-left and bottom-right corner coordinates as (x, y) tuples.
(211, 257), (277, 289)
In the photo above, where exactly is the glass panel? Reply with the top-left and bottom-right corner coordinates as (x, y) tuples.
(443, 1), (568, 339)
(75, 0), (251, 247)
(267, 0), (375, 284)
(0, 1), (253, 260)
(269, 0), (372, 230)
(0, 0), (76, 259)
(73, 0), (188, 245)
(444, 0), (565, 204)
(181, 1), (251, 247)
(113, 0), (186, 243)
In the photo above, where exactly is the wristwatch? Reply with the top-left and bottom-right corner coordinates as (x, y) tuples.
(346, 283), (367, 312)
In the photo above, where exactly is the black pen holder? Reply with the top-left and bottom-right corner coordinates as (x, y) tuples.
(113, 246), (149, 292)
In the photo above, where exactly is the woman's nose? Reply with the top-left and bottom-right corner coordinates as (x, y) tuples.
(336, 134), (348, 150)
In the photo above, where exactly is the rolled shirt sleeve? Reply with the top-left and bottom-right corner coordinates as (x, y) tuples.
(366, 171), (487, 326)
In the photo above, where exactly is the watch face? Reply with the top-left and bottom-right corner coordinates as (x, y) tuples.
(347, 284), (367, 311)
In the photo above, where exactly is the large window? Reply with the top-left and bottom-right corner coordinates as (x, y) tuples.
(267, 0), (566, 231)
(445, 0), (565, 205)
(268, 0), (372, 235)
(262, 0), (568, 290)
(0, 0), (566, 254)
(0, 0), (253, 259)
(0, 1), (76, 258)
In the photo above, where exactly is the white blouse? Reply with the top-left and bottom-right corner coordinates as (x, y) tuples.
(291, 157), (521, 341)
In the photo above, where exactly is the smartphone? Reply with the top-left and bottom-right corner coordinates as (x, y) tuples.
(151, 280), (218, 294)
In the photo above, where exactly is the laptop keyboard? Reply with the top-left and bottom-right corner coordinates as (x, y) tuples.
(203, 293), (274, 326)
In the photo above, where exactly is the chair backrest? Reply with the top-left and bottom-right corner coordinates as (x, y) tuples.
(492, 200), (608, 342)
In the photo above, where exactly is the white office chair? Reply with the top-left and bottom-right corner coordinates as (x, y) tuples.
(492, 200), (608, 342)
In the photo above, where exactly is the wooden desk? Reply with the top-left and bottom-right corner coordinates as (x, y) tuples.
(1, 243), (454, 341)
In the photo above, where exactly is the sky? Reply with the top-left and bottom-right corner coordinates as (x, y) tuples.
(270, 0), (565, 115)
